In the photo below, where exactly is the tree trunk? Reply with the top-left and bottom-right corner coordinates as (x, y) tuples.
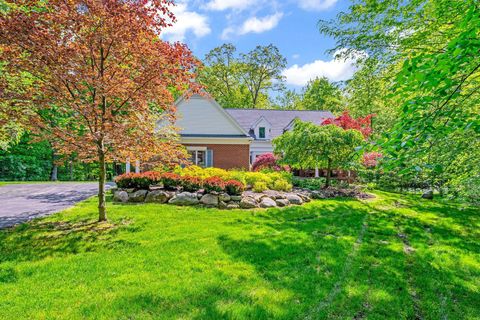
(325, 159), (332, 188)
(50, 163), (58, 181)
(98, 145), (107, 222)
(50, 149), (58, 181)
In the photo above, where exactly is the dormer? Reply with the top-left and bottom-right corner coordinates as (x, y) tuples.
(250, 116), (272, 140)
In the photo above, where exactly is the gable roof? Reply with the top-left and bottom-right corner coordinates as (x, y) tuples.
(225, 109), (335, 139)
(175, 94), (250, 138)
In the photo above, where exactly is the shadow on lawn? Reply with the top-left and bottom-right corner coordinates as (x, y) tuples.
(217, 198), (480, 319)
(0, 217), (137, 264)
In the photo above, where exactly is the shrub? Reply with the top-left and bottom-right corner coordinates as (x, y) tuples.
(203, 176), (225, 193)
(161, 172), (182, 190)
(224, 180), (245, 195)
(181, 176), (203, 192)
(253, 181), (268, 193)
(292, 177), (326, 190)
(362, 152), (383, 168)
(115, 171), (161, 189)
(244, 171), (272, 187)
(252, 153), (290, 172)
(273, 179), (292, 191)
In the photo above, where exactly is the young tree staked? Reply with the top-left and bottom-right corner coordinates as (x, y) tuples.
(0, 0), (200, 221)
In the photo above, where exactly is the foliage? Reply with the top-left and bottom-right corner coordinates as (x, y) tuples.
(251, 153), (289, 172)
(272, 179), (292, 192)
(0, 134), (52, 181)
(174, 165), (292, 192)
(224, 180), (244, 196)
(322, 111), (374, 139)
(160, 173), (182, 190)
(253, 181), (268, 193)
(273, 121), (364, 187)
(198, 43), (287, 109)
(0, 0), (200, 221)
(292, 177), (326, 191)
(319, 0), (480, 199)
(203, 176), (226, 193)
(362, 152), (382, 168)
(181, 176), (203, 192)
(115, 172), (161, 190)
(343, 59), (397, 137)
(300, 76), (344, 113)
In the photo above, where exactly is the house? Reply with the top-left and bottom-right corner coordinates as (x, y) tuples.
(125, 93), (334, 172)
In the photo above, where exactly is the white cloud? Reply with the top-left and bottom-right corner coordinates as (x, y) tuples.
(204, 0), (256, 11)
(162, 3), (211, 42)
(282, 51), (364, 86)
(297, 0), (338, 11)
(292, 54), (300, 59)
(239, 12), (283, 35)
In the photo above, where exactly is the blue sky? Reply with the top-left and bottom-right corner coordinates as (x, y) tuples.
(162, 0), (357, 90)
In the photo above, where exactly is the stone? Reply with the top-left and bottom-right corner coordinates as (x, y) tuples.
(219, 193), (231, 202)
(422, 190), (434, 200)
(227, 203), (240, 209)
(275, 199), (290, 207)
(263, 190), (281, 199)
(240, 197), (258, 209)
(128, 190), (148, 203)
(253, 193), (267, 202)
(259, 197), (277, 208)
(145, 190), (170, 203)
(230, 195), (242, 201)
(298, 193), (311, 202)
(218, 201), (228, 209)
(113, 190), (129, 203)
(286, 194), (303, 205)
(168, 192), (199, 206)
(200, 194), (219, 206)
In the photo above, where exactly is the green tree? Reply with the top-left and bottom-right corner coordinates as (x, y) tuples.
(344, 59), (397, 137)
(319, 0), (480, 197)
(273, 89), (301, 110)
(273, 121), (364, 187)
(300, 76), (344, 113)
(199, 44), (287, 109)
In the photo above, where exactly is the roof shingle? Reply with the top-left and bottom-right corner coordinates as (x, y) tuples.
(225, 109), (335, 138)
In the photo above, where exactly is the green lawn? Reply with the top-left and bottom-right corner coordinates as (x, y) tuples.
(0, 192), (478, 319)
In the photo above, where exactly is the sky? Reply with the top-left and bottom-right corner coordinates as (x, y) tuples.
(161, 0), (356, 90)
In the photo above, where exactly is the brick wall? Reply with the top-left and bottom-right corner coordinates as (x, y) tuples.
(184, 144), (250, 170)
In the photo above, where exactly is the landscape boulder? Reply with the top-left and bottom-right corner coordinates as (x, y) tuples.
(286, 194), (303, 205)
(259, 197), (277, 208)
(200, 194), (219, 206)
(168, 192), (199, 206)
(145, 190), (170, 203)
(219, 193), (231, 202)
(240, 197), (257, 209)
(275, 199), (290, 207)
(113, 191), (129, 203)
(129, 190), (148, 203)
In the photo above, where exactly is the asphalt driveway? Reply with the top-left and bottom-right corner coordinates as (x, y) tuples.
(0, 182), (104, 229)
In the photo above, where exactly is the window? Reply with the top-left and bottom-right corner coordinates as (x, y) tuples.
(259, 127), (266, 139)
(187, 147), (212, 167)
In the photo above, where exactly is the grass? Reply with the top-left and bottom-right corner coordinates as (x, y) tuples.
(0, 191), (478, 319)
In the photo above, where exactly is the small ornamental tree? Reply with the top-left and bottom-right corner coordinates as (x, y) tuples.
(323, 111), (374, 138)
(0, 0), (200, 221)
(362, 152), (383, 168)
(251, 153), (289, 172)
(273, 121), (364, 187)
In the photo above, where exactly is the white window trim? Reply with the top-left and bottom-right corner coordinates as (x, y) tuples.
(186, 146), (207, 151)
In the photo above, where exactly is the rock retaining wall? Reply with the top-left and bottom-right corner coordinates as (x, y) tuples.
(112, 187), (312, 209)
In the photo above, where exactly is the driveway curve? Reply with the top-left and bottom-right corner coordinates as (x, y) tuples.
(0, 182), (103, 229)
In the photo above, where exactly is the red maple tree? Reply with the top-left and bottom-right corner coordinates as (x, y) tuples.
(0, 0), (201, 221)
(322, 111), (374, 138)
